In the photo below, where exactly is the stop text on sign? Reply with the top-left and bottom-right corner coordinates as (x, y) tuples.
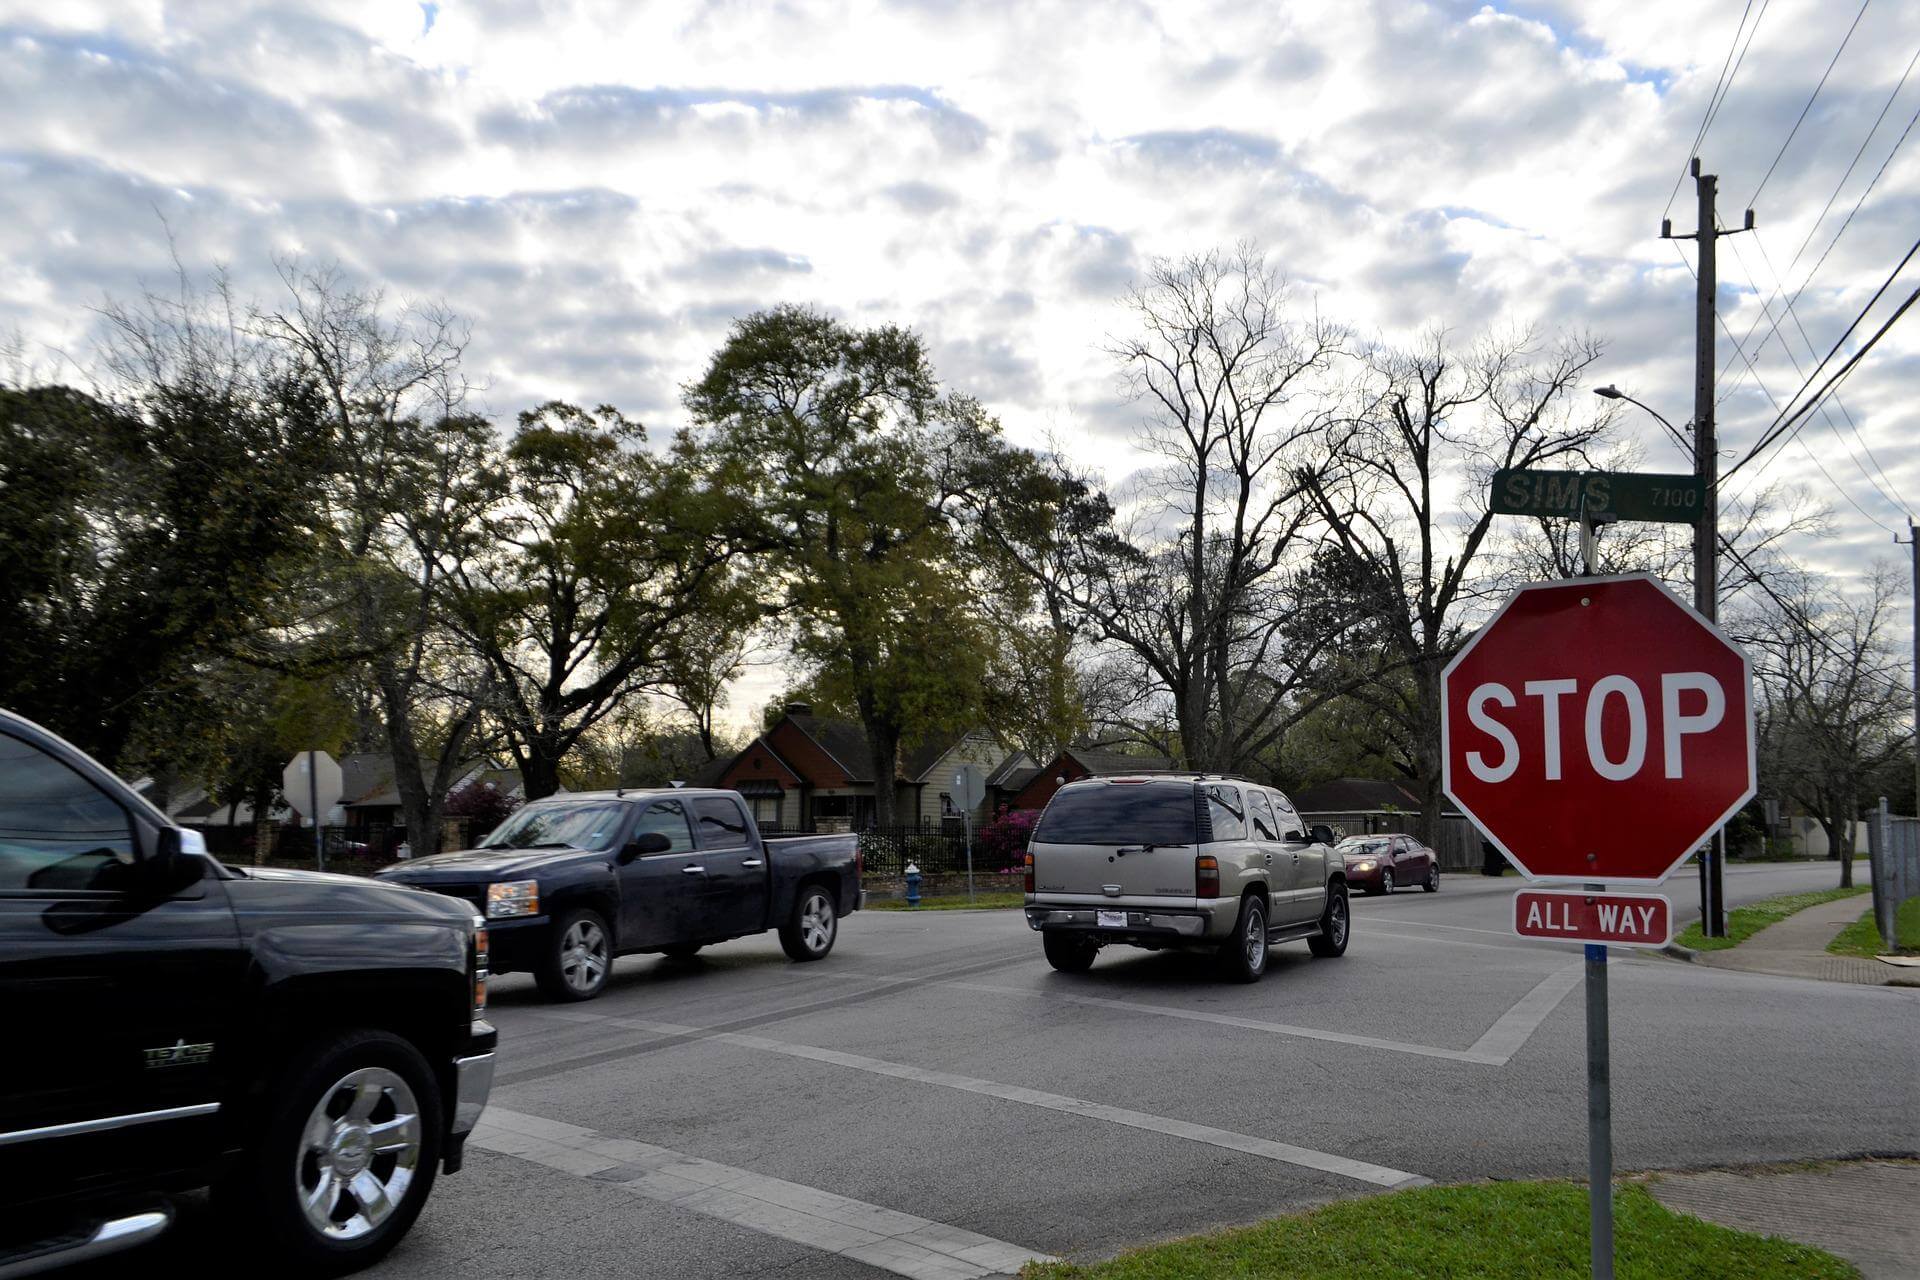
(1463, 671), (1726, 784)
(1512, 890), (1672, 948)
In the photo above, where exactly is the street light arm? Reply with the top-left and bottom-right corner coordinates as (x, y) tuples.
(1592, 386), (1692, 460)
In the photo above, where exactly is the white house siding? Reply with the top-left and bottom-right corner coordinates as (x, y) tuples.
(914, 732), (1014, 826)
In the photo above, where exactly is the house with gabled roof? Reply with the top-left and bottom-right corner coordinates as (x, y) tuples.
(711, 704), (1020, 830)
(1006, 746), (1180, 812)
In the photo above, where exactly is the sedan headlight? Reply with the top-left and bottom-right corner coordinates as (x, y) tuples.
(487, 879), (540, 919)
(1351, 860), (1377, 873)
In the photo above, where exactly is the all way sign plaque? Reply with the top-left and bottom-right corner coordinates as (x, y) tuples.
(1513, 890), (1671, 948)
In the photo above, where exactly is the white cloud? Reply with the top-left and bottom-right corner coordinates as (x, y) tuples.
(3, 0), (1916, 725)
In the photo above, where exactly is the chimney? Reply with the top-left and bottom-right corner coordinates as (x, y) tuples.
(785, 702), (813, 717)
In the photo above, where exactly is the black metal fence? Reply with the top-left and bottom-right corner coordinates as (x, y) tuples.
(763, 823), (1022, 881)
(189, 823), (406, 874)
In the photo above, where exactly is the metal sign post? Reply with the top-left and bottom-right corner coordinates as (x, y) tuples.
(310, 750), (323, 871)
(1585, 909), (1613, 1280)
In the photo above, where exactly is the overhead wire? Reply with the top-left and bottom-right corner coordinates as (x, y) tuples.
(1666, 0), (1770, 219)
(1747, 0), (1872, 208)
(1721, 75), (1920, 397)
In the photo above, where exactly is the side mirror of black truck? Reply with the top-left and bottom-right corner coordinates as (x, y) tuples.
(619, 831), (673, 863)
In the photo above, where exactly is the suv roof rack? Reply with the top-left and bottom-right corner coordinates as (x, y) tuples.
(1073, 770), (1260, 784)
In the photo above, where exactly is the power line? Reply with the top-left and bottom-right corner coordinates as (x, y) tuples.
(1744, 229), (1912, 517)
(1690, 236), (1901, 532)
(1724, 270), (1920, 486)
(1728, 75), (1920, 391)
(1666, 0), (1770, 218)
(1748, 0), (1872, 208)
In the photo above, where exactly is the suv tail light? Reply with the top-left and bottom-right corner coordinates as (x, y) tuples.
(1023, 850), (1035, 893)
(1195, 855), (1219, 899)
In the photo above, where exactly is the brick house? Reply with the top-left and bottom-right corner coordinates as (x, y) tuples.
(1005, 747), (1179, 812)
(710, 705), (1017, 830)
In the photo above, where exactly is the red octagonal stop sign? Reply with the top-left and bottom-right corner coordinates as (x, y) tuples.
(1442, 572), (1755, 884)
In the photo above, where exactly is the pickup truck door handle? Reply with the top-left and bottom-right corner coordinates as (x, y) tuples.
(741, 859), (764, 869)
(681, 865), (705, 874)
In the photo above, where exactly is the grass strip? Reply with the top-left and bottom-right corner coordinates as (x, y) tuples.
(1676, 885), (1869, 952)
(1020, 1180), (1856, 1280)
(867, 891), (1026, 911)
(1827, 894), (1920, 957)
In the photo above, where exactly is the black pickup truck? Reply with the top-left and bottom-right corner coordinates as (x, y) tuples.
(376, 788), (862, 1002)
(0, 710), (495, 1277)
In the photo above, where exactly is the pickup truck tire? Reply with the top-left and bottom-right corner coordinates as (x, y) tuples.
(1217, 894), (1269, 983)
(1307, 882), (1350, 958)
(223, 1029), (443, 1276)
(1042, 930), (1097, 972)
(536, 907), (613, 1001)
(779, 885), (838, 961)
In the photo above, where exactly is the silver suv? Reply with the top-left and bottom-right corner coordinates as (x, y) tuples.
(1022, 775), (1349, 982)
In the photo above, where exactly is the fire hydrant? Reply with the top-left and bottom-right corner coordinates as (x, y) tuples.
(904, 862), (922, 907)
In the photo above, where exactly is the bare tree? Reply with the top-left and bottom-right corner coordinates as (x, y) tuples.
(996, 246), (1351, 771)
(253, 261), (490, 855)
(1745, 565), (1912, 885)
(1302, 325), (1610, 843)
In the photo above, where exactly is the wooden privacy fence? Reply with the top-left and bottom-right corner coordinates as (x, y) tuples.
(1300, 810), (1489, 872)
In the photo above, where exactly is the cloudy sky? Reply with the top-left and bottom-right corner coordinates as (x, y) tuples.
(3, 0), (1916, 724)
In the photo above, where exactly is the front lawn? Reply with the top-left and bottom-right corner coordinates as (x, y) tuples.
(1827, 895), (1920, 957)
(867, 890), (1026, 911)
(1020, 1180), (1856, 1280)
(1675, 886), (1869, 952)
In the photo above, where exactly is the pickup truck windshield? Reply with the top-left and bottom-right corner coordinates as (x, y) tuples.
(1033, 782), (1196, 846)
(480, 802), (625, 853)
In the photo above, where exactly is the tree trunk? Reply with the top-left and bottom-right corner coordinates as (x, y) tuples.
(520, 745), (564, 802)
(865, 721), (902, 828)
(1822, 816), (1853, 887)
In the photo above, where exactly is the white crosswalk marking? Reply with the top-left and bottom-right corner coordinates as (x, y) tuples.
(533, 1009), (1429, 1189)
(470, 1106), (1054, 1280)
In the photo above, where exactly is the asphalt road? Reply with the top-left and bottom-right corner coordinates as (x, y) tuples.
(113, 860), (1918, 1278)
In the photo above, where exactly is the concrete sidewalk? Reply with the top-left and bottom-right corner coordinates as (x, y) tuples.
(1649, 1160), (1920, 1280)
(1680, 893), (1901, 985)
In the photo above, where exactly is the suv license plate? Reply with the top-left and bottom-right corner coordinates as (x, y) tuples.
(1097, 910), (1127, 929)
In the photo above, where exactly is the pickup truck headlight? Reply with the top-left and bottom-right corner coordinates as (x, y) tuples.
(487, 880), (540, 919)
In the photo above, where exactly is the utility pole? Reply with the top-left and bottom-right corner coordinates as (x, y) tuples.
(1662, 158), (1752, 937)
(1908, 521), (1919, 814)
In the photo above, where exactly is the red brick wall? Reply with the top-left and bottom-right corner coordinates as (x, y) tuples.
(718, 739), (801, 790)
(765, 719), (853, 788)
(1010, 753), (1088, 811)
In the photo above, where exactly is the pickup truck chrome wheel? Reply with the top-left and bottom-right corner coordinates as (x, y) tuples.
(800, 895), (835, 953)
(561, 918), (610, 993)
(295, 1067), (421, 1241)
(780, 886), (839, 961)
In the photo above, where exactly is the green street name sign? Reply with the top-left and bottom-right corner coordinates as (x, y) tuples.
(1490, 469), (1705, 524)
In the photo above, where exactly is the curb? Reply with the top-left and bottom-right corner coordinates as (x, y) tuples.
(1660, 941), (1700, 963)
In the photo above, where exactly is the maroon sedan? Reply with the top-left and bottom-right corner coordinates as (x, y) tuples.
(1337, 834), (1439, 895)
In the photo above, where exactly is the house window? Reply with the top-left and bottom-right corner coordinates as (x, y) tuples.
(751, 796), (779, 826)
(940, 793), (955, 816)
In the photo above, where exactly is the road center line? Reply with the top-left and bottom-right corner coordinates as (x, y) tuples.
(470, 1106), (1052, 1280)
(531, 1009), (1428, 1189)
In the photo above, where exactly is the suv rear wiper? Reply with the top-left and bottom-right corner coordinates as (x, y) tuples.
(1116, 843), (1187, 857)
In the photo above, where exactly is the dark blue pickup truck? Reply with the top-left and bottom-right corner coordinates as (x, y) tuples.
(377, 789), (862, 1001)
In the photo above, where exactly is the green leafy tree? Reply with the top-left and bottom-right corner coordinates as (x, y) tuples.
(444, 402), (738, 799)
(686, 305), (1003, 826)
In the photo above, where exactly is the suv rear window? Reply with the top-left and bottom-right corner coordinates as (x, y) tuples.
(1033, 782), (1197, 846)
